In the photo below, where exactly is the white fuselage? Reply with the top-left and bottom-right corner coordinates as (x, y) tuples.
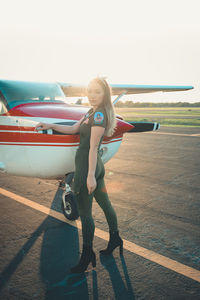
(0, 116), (122, 179)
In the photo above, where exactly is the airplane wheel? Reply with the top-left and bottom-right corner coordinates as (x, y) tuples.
(62, 191), (79, 221)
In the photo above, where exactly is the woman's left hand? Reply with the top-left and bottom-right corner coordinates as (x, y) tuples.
(87, 174), (97, 195)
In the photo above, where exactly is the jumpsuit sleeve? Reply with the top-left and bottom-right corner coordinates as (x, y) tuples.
(91, 109), (107, 128)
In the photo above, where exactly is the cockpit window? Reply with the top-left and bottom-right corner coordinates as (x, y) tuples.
(0, 101), (7, 115)
(0, 80), (67, 109)
(0, 91), (8, 115)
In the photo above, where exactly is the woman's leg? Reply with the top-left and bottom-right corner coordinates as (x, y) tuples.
(94, 179), (123, 255)
(94, 179), (118, 232)
(75, 186), (95, 247)
(70, 186), (97, 273)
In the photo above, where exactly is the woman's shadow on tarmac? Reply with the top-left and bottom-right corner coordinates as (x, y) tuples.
(38, 186), (87, 299)
(40, 185), (135, 299)
(0, 183), (135, 299)
(0, 184), (135, 299)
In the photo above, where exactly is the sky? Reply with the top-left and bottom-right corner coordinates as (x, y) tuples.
(0, 0), (200, 102)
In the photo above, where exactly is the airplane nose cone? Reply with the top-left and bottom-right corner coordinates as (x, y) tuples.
(112, 119), (134, 137)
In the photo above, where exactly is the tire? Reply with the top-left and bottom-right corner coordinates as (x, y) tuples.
(62, 191), (79, 220)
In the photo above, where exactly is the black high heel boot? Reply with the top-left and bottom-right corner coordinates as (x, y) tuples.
(70, 244), (96, 273)
(100, 230), (123, 255)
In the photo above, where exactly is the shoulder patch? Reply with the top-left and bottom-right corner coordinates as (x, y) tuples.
(94, 111), (104, 124)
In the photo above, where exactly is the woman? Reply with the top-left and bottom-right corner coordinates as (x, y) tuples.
(35, 77), (123, 273)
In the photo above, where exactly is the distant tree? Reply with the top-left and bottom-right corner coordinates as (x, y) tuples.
(76, 98), (82, 105)
(115, 101), (125, 107)
(115, 100), (200, 108)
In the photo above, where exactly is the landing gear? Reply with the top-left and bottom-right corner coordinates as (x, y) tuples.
(60, 173), (79, 221)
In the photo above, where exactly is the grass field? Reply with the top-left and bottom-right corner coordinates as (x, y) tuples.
(115, 107), (200, 127)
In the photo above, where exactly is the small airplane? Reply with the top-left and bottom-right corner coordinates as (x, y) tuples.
(0, 79), (193, 220)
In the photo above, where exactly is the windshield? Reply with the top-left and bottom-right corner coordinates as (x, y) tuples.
(0, 101), (7, 115)
(0, 80), (66, 109)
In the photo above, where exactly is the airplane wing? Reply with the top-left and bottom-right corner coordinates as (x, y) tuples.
(59, 82), (194, 97)
(110, 84), (194, 95)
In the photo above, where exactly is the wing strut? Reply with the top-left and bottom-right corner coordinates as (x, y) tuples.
(112, 90), (127, 105)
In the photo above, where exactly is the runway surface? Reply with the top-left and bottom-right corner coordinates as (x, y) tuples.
(0, 126), (200, 299)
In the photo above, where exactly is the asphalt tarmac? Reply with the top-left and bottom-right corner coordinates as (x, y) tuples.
(0, 126), (200, 300)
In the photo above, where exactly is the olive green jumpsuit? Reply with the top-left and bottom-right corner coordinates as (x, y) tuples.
(72, 105), (118, 247)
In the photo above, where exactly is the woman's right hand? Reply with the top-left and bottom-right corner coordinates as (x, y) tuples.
(34, 122), (52, 132)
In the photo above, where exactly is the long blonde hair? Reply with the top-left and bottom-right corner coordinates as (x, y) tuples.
(89, 77), (116, 137)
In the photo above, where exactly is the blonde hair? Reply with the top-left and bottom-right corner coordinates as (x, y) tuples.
(89, 77), (116, 136)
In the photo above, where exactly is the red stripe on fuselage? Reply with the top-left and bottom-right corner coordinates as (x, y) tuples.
(0, 125), (33, 131)
(0, 131), (122, 144)
(0, 143), (79, 147)
(0, 140), (122, 147)
(0, 132), (80, 143)
(0, 139), (122, 147)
